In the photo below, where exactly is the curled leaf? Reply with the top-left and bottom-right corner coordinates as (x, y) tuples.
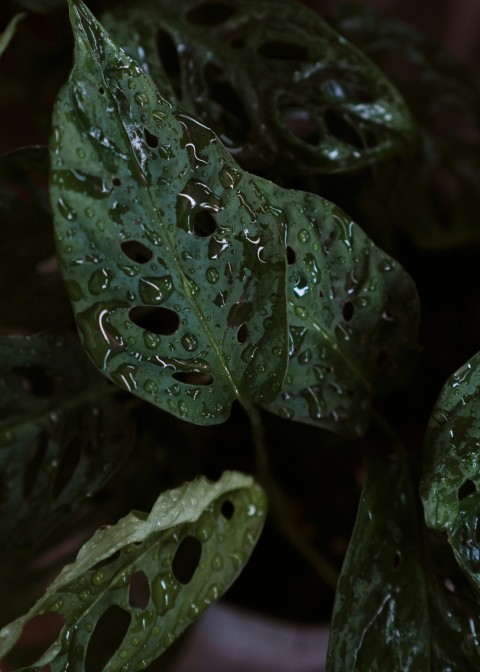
(103, 0), (413, 174)
(0, 13), (26, 59)
(0, 471), (266, 671)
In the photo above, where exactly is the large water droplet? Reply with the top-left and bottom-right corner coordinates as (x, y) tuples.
(181, 333), (198, 351)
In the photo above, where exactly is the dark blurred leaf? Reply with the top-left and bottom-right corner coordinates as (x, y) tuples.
(0, 12), (25, 58)
(328, 454), (480, 671)
(13, 0), (66, 13)
(0, 332), (133, 550)
(103, 0), (413, 175)
(331, 4), (480, 249)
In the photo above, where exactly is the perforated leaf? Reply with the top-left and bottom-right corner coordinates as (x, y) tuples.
(0, 13), (25, 59)
(0, 471), (266, 672)
(261, 195), (419, 436)
(331, 5), (480, 249)
(421, 351), (480, 591)
(0, 332), (133, 550)
(327, 455), (480, 671)
(51, 0), (288, 426)
(103, 0), (413, 175)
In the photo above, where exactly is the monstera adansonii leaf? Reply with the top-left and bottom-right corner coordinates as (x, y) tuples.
(421, 351), (480, 592)
(0, 332), (133, 550)
(51, 0), (419, 434)
(0, 471), (266, 672)
(327, 455), (480, 671)
(102, 0), (413, 175)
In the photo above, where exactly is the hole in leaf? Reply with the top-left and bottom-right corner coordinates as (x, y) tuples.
(172, 371), (214, 386)
(193, 210), (217, 237)
(325, 109), (363, 149)
(23, 431), (49, 499)
(458, 479), (476, 500)
(237, 323), (248, 344)
(52, 437), (82, 499)
(205, 69), (249, 145)
(14, 366), (55, 397)
(258, 41), (309, 61)
(156, 29), (181, 98)
(144, 128), (159, 148)
(281, 107), (320, 146)
(130, 306), (180, 335)
(221, 499), (235, 520)
(4, 613), (65, 670)
(287, 246), (296, 264)
(444, 578), (456, 593)
(172, 536), (202, 584)
(99, 86), (105, 95)
(129, 571), (151, 609)
(85, 606), (131, 672)
(121, 240), (153, 264)
(393, 550), (401, 569)
(90, 550), (121, 572)
(186, 3), (235, 25)
(112, 177), (121, 187)
(376, 350), (388, 367)
(342, 301), (354, 322)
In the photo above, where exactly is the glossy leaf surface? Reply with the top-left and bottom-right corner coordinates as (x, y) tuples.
(0, 471), (266, 671)
(0, 13), (25, 59)
(103, 0), (413, 175)
(261, 194), (419, 436)
(331, 5), (480, 249)
(0, 332), (133, 550)
(421, 352), (480, 590)
(328, 455), (480, 671)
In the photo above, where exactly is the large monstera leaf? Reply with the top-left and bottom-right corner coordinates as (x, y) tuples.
(0, 471), (266, 672)
(0, 332), (133, 550)
(421, 351), (480, 592)
(327, 455), (480, 671)
(102, 0), (413, 175)
(51, 0), (419, 434)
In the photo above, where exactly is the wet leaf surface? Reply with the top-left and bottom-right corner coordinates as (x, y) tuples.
(103, 0), (413, 175)
(0, 471), (266, 672)
(0, 332), (133, 550)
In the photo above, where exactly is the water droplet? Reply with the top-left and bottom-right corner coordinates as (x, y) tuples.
(85, 623), (93, 633)
(51, 599), (63, 612)
(131, 637), (140, 647)
(134, 92), (149, 106)
(295, 306), (308, 320)
(79, 590), (90, 601)
(212, 555), (223, 570)
(206, 267), (219, 284)
(88, 268), (113, 295)
(152, 573), (179, 615)
(241, 343), (258, 363)
(298, 348), (312, 364)
(76, 148), (86, 159)
(181, 333), (198, 352)
(144, 332), (161, 349)
(119, 649), (128, 660)
(57, 198), (77, 221)
(280, 406), (294, 419)
(178, 400), (188, 417)
(91, 570), (106, 586)
(139, 276), (173, 305)
(298, 229), (310, 244)
(144, 379), (158, 394)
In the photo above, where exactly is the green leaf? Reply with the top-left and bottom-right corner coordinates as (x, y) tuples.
(328, 455), (480, 670)
(261, 198), (419, 436)
(421, 351), (480, 589)
(331, 5), (480, 249)
(0, 332), (133, 550)
(103, 0), (413, 175)
(0, 12), (26, 59)
(0, 471), (266, 671)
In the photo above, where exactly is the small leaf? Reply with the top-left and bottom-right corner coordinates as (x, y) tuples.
(0, 13), (26, 59)
(421, 351), (480, 589)
(0, 471), (266, 671)
(103, 0), (413, 174)
(0, 332), (133, 550)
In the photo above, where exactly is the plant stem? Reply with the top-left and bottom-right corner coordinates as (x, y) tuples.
(243, 402), (339, 591)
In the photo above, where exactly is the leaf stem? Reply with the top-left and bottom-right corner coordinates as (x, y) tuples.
(243, 402), (339, 590)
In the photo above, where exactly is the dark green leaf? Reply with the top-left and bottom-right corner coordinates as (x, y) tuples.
(421, 351), (480, 589)
(103, 0), (413, 175)
(328, 455), (480, 671)
(0, 471), (266, 671)
(0, 332), (133, 550)
(13, 0), (65, 13)
(0, 12), (26, 58)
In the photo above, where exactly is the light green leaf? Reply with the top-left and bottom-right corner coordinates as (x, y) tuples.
(0, 13), (25, 58)
(103, 0), (413, 175)
(0, 332), (133, 550)
(0, 471), (266, 671)
(421, 351), (480, 589)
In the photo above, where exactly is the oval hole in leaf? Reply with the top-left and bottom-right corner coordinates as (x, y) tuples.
(325, 109), (363, 149)
(129, 570), (151, 609)
(98, 86), (105, 95)
(4, 613), (65, 670)
(342, 301), (354, 322)
(376, 349), (389, 367)
(85, 605), (131, 672)
(281, 107), (320, 146)
(121, 240), (153, 263)
(205, 66), (249, 145)
(13, 365), (55, 397)
(237, 323), (248, 344)
(172, 536), (202, 584)
(393, 550), (401, 569)
(90, 550), (121, 572)
(129, 306), (180, 335)
(23, 431), (49, 499)
(156, 29), (181, 98)
(258, 40), (309, 61)
(112, 177), (121, 187)
(286, 246), (296, 265)
(193, 210), (217, 237)
(52, 437), (82, 499)
(172, 371), (214, 386)
(144, 128), (159, 149)
(458, 479), (476, 500)
(185, 3), (235, 26)
(221, 499), (235, 520)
